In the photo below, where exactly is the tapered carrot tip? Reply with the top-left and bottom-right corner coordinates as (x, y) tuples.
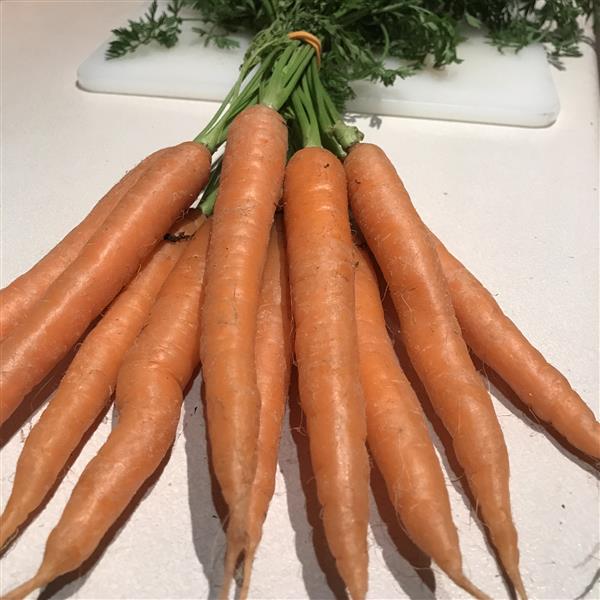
(1, 569), (51, 600)
(219, 553), (234, 600)
(346, 578), (367, 600)
(341, 564), (367, 600)
(448, 572), (493, 600)
(239, 547), (256, 600)
(508, 567), (528, 600)
(219, 536), (245, 600)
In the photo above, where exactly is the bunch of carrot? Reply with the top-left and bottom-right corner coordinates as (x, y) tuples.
(1, 36), (598, 600)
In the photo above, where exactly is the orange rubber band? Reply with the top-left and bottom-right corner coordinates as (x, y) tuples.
(287, 30), (322, 65)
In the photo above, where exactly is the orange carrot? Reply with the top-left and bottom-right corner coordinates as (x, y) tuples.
(199, 104), (288, 583)
(0, 210), (204, 550)
(345, 143), (526, 600)
(284, 147), (370, 600)
(1, 220), (211, 600)
(430, 232), (600, 459)
(0, 148), (166, 342)
(240, 216), (292, 600)
(0, 141), (210, 426)
(354, 245), (488, 599)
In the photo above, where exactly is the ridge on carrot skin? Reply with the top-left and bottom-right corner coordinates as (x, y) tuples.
(345, 142), (527, 600)
(0, 142), (211, 425)
(284, 146), (370, 600)
(430, 230), (600, 461)
(199, 105), (288, 598)
(354, 244), (490, 600)
(1, 221), (212, 600)
(0, 210), (204, 551)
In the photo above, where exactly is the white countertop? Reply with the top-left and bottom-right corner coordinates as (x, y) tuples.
(1, 2), (599, 599)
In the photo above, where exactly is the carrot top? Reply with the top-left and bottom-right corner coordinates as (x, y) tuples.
(193, 41), (316, 156)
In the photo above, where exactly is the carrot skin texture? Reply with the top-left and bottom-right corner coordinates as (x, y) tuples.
(0, 148), (165, 342)
(431, 233), (600, 459)
(284, 147), (370, 600)
(345, 143), (526, 600)
(354, 246), (488, 600)
(0, 211), (204, 550)
(241, 217), (293, 599)
(200, 105), (288, 567)
(0, 141), (211, 425)
(2, 221), (212, 600)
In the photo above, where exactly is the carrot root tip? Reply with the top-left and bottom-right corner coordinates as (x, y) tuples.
(1, 572), (49, 600)
(239, 546), (257, 600)
(512, 575), (528, 600)
(448, 572), (492, 600)
(219, 541), (244, 600)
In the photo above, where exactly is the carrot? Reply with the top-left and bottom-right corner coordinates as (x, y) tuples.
(0, 147), (166, 342)
(345, 143), (527, 600)
(0, 141), (210, 426)
(429, 231), (600, 459)
(354, 245), (488, 599)
(284, 147), (370, 600)
(0, 210), (204, 550)
(199, 104), (288, 583)
(1, 219), (212, 600)
(239, 216), (293, 600)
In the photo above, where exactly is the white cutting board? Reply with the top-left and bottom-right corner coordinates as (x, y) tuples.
(78, 5), (560, 127)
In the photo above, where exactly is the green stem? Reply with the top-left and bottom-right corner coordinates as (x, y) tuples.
(308, 61), (364, 156)
(331, 119), (364, 153)
(260, 43), (314, 110)
(196, 81), (241, 141)
(336, 7), (370, 27)
(193, 50), (276, 152)
(322, 88), (342, 125)
(199, 157), (223, 216)
(309, 60), (333, 132)
(290, 71), (321, 148)
(308, 60), (345, 157)
(380, 23), (390, 61)
(290, 92), (311, 148)
(261, 0), (276, 21)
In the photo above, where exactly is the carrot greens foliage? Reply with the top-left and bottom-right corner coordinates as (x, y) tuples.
(108, 0), (594, 107)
